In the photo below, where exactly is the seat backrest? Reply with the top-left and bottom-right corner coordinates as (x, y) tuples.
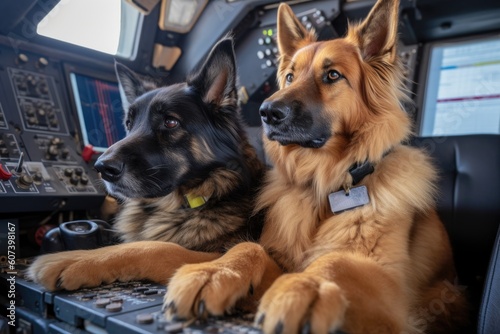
(411, 134), (500, 329)
(478, 225), (500, 333)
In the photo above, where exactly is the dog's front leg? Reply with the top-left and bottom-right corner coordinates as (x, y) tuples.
(256, 252), (408, 334)
(27, 241), (220, 291)
(164, 242), (282, 320)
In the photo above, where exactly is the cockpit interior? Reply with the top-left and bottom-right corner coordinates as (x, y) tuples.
(1, 1), (500, 333)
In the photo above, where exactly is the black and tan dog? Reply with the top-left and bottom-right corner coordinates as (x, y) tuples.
(27, 38), (266, 294)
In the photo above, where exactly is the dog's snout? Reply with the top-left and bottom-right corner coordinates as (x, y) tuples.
(259, 101), (289, 125)
(94, 157), (124, 182)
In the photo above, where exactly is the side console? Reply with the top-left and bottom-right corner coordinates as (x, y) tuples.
(0, 42), (121, 213)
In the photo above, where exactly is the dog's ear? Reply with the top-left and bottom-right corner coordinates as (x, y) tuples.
(115, 62), (157, 107)
(349, 0), (399, 62)
(277, 3), (316, 60)
(187, 38), (237, 108)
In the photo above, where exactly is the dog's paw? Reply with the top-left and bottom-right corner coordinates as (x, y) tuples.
(163, 262), (253, 320)
(255, 273), (347, 334)
(27, 250), (113, 291)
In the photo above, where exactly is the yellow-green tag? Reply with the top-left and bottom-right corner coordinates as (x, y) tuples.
(185, 194), (206, 208)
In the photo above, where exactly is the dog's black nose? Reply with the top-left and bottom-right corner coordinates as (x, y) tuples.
(94, 158), (124, 182)
(259, 101), (289, 125)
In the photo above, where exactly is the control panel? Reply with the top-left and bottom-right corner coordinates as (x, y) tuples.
(235, 1), (341, 126)
(9, 68), (69, 134)
(0, 45), (106, 213)
(1, 267), (266, 334)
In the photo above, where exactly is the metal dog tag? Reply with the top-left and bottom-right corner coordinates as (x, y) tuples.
(328, 185), (370, 214)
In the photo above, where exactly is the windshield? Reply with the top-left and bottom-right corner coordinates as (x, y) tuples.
(37, 0), (142, 57)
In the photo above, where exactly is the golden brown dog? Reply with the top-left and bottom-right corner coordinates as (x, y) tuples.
(164, 0), (467, 332)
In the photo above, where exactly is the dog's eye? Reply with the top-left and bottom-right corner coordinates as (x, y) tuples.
(164, 118), (179, 129)
(125, 120), (131, 130)
(285, 73), (294, 83)
(326, 70), (342, 82)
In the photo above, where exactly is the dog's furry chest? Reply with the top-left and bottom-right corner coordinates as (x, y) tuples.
(259, 186), (321, 271)
(113, 197), (247, 252)
(260, 146), (438, 272)
(261, 200), (400, 271)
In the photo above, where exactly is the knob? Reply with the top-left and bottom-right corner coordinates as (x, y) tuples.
(37, 57), (49, 68)
(64, 168), (74, 177)
(17, 81), (28, 91)
(33, 172), (43, 183)
(61, 148), (69, 159)
(16, 174), (34, 188)
(28, 76), (37, 87)
(80, 175), (89, 185)
(47, 145), (59, 159)
(50, 137), (63, 147)
(74, 168), (83, 176)
(70, 175), (79, 185)
(26, 107), (36, 117)
(38, 83), (49, 95)
(16, 53), (29, 64)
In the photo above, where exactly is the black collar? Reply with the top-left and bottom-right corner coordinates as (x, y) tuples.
(348, 161), (375, 186)
(348, 149), (394, 186)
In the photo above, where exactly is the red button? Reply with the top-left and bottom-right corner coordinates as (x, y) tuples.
(0, 163), (12, 181)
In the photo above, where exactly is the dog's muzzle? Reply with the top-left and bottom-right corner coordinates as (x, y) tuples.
(259, 100), (290, 126)
(259, 100), (329, 148)
(94, 156), (124, 182)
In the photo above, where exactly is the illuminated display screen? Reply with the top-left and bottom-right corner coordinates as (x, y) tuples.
(70, 73), (126, 152)
(420, 36), (500, 136)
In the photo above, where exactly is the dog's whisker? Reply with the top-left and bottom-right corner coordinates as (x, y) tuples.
(145, 178), (163, 191)
(146, 165), (171, 172)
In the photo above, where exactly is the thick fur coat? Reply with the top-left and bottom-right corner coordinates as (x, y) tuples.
(163, 0), (467, 333)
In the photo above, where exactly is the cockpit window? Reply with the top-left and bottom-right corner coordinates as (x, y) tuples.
(37, 0), (142, 58)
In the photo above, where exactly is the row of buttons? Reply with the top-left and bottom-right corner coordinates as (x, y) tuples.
(22, 100), (60, 129)
(34, 136), (71, 161)
(64, 280), (263, 333)
(0, 133), (21, 159)
(301, 10), (327, 31)
(14, 71), (51, 100)
(21, 99), (60, 131)
(61, 167), (90, 186)
(254, 10), (329, 69)
(256, 28), (278, 70)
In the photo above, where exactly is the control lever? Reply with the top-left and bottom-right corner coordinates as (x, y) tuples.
(41, 220), (116, 254)
(14, 152), (24, 174)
